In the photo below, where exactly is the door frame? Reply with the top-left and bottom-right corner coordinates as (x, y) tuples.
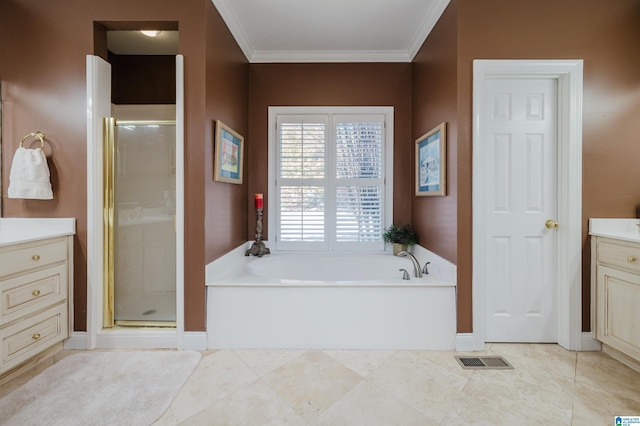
(469, 59), (586, 351)
(81, 55), (186, 350)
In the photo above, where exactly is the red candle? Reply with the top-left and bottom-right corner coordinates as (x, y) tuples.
(254, 193), (263, 209)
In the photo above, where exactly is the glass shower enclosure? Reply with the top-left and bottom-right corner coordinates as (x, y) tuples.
(104, 117), (176, 328)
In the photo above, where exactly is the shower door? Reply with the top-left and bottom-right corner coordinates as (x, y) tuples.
(104, 118), (177, 327)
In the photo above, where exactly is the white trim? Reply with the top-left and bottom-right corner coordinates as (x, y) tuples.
(64, 331), (204, 351)
(268, 107), (394, 252)
(407, 0), (452, 60)
(85, 55), (185, 349)
(86, 55), (111, 350)
(65, 330), (179, 350)
(472, 60), (584, 350)
(175, 55), (186, 350)
(64, 332), (88, 350)
(455, 333), (484, 352)
(184, 332), (208, 351)
(455, 332), (600, 353)
(210, 0), (253, 61)
(95, 329), (177, 349)
(581, 332), (602, 352)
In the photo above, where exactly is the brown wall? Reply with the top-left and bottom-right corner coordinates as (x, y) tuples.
(248, 63), (413, 239)
(411, 1), (463, 325)
(3, 0), (638, 337)
(412, 0), (640, 333)
(412, 3), (458, 263)
(109, 53), (176, 104)
(204, 5), (250, 263)
(459, 0), (640, 332)
(0, 0), (248, 332)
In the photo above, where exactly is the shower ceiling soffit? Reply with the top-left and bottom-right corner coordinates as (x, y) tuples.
(210, 0), (451, 63)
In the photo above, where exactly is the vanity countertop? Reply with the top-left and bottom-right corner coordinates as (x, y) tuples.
(0, 218), (76, 247)
(589, 218), (640, 243)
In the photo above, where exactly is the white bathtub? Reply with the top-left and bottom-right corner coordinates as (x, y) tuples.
(206, 245), (457, 350)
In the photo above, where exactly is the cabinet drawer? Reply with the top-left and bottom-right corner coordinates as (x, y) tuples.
(596, 267), (640, 359)
(0, 237), (68, 278)
(598, 239), (640, 274)
(1, 303), (67, 370)
(1, 264), (67, 324)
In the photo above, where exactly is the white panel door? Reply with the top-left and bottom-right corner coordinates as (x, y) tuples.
(482, 78), (558, 342)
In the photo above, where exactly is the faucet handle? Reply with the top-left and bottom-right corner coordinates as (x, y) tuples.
(422, 262), (431, 275)
(399, 269), (410, 280)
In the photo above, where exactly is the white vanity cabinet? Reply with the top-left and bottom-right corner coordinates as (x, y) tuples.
(0, 219), (74, 378)
(590, 219), (640, 366)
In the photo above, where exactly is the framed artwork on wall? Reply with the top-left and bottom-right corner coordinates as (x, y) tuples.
(415, 122), (446, 196)
(214, 120), (244, 184)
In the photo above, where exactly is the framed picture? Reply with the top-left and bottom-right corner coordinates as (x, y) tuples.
(214, 120), (244, 184)
(415, 122), (446, 196)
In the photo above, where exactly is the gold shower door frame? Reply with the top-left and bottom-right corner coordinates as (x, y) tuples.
(103, 117), (177, 329)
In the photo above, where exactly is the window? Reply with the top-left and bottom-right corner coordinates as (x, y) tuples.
(268, 107), (393, 251)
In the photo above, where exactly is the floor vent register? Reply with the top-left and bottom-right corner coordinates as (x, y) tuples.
(454, 356), (514, 370)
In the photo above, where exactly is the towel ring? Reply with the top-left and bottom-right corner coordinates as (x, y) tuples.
(20, 132), (45, 149)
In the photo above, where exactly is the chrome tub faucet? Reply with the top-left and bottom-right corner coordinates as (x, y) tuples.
(398, 251), (422, 278)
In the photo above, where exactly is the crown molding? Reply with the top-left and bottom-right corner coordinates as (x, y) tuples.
(407, 0), (452, 60)
(211, 0), (254, 61)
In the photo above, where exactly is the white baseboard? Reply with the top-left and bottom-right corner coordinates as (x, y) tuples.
(184, 332), (207, 351)
(64, 332), (88, 350)
(455, 333), (485, 352)
(64, 330), (205, 351)
(580, 332), (602, 351)
(455, 332), (601, 352)
(95, 329), (177, 349)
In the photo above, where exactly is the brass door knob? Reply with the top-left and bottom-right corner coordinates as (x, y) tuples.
(32, 333), (41, 340)
(32, 289), (41, 297)
(627, 256), (636, 263)
(545, 219), (559, 229)
(32, 254), (41, 261)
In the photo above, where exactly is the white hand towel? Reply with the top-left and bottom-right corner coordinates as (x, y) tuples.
(8, 147), (54, 200)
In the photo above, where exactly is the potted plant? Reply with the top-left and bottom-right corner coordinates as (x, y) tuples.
(383, 224), (418, 255)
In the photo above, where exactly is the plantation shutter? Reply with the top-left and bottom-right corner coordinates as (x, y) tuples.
(275, 110), (388, 251)
(276, 115), (328, 250)
(333, 115), (385, 250)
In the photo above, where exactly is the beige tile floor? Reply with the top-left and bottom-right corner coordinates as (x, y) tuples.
(3, 344), (640, 425)
(160, 344), (640, 425)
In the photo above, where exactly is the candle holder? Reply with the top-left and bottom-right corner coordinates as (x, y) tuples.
(246, 208), (270, 257)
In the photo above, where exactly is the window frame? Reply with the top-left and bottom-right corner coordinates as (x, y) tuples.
(268, 106), (394, 252)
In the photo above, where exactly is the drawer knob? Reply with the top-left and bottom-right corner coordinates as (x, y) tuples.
(32, 255), (41, 261)
(32, 289), (41, 297)
(32, 333), (41, 340)
(627, 256), (637, 263)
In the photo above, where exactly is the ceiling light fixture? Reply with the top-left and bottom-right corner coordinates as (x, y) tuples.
(140, 30), (161, 38)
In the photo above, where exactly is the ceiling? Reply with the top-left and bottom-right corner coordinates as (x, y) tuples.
(107, 0), (451, 62)
(213, 0), (451, 63)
